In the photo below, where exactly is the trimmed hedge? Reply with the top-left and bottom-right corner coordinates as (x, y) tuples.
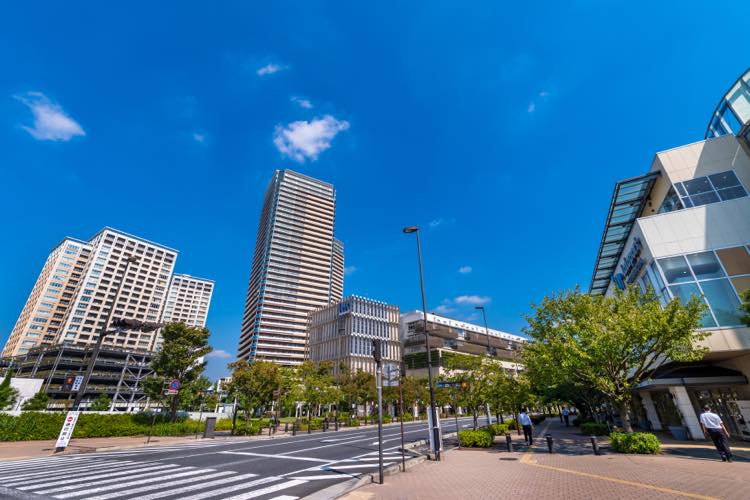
(485, 423), (510, 436)
(401, 413), (414, 422)
(458, 429), (493, 448)
(580, 422), (609, 436)
(0, 412), (205, 441)
(572, 417), (591, 427)
(610, 432), (661, 454)
(233, 421), (261, 436)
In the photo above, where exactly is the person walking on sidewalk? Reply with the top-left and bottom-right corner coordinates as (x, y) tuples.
(562, 407), (570, 427)
(699, 405), (733, 462)
(519, 408), (533, 445)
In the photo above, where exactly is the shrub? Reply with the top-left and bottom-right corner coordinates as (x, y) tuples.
(610, 432), (661, 454)
(234, 421), (260, 436)
(507, 420), (517, 430)
(348, 417), (360, 427)
(0, 412), (206, 441)
(401, 413), (414, 422)
(580, 422), (609, 436)
(572, 417), (591, 427)
(214, 418), (234, 431)
(458, 429), (494, 448)
(485, 423), (510, 436)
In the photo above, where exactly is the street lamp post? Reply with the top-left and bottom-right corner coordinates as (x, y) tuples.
(72, 255), (139, 411)
(475, 305), (492, 426)
(403, 226), (441, 461)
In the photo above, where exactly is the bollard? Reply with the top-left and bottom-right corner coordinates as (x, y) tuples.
(505, 433), (513, 452)
(546, 434), (553, 453)
(292, 422), (297, 436)
(335, 419), (339, 431)
(284, 422), (289, 433)
(590, 436), (600, 456)
(268, 425), (272, 436)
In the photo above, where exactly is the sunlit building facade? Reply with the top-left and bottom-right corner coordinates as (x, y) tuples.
(590, 67), (750, 441)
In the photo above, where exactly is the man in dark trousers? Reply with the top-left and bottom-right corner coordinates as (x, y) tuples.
(562, 407), (570, 427)
(519, 408), (534, 446)
(699, 405), (733, 462)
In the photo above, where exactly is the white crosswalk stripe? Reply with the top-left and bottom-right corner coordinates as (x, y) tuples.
(84, 470), (237, 500)
(52, 467), (210, 498)
(30, 464), (185, 494)
(179, 477), (304, 500)
(0, 459), (123, 482)
(135, 472), (262, 500)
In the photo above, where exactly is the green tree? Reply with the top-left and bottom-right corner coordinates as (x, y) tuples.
(741, 289), (750, 326)
(339, 367), (376, 418)
(524, 286), (706, 432)
(442, 354), (489, 429)
(89, 392), (112, 411)
(0, 369), (19, 410)
(400, 376), (428, 416)
(299, 361), (339, 425)
(143, 322), (212, 420)
(227, 360), (281, 420)
(21, 391), (49, 411)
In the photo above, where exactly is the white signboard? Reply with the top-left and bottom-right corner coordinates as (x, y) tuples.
(55, 411), (80, 450)
(384, 364), (400, 387)
(71, 376), (84, 392)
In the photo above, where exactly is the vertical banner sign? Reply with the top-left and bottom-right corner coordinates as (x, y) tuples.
(71, 376), (84, 392)
(55, 411), (80, 452)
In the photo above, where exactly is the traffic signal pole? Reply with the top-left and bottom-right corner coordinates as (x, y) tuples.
(373, 339), (384, 485)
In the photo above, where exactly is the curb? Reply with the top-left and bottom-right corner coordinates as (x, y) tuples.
(303, 431), (460, 500)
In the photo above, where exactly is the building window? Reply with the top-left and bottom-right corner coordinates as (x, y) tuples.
(673, 170), (747, 208)
(657, 246), (750, 328)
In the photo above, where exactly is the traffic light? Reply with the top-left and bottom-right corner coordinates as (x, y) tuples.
(372, 339), (382, 364)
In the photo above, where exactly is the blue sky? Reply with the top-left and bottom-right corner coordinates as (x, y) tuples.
(1, 2), (748, 380)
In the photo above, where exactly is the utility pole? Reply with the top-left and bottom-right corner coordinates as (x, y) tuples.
(373, 338), (384, 485)
(476, 305), (492, 427)
(402, 226), (441, 461)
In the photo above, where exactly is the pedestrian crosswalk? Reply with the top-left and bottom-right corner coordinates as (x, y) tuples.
(91, 440), (225, 457)
(0, 455), (311, 500)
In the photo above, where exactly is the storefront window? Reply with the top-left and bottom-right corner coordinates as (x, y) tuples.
(699, 280), (742, 326)
(668, 283), (716, 327)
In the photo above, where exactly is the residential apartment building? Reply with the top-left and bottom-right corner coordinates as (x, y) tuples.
(589, 67), (750, 440)
(308, 295), (401, 376)
(2, 227), (213, 357)
(162, 274), (214, 328)
(331, 239), (345, 303)
(238, 169), (343, 366)
(400, 311), (526, 378)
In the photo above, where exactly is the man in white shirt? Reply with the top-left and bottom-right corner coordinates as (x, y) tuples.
(699, 405), (732, 462)
(519, 408), (533, 445)
(562, 407), (570, 427)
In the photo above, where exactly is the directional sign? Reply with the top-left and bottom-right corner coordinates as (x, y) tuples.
(71, 376), (84, 392)
(55, 411), (80, 451)
(164, 379), (180, 395)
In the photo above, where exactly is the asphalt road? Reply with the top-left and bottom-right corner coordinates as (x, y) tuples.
(0, 416), (480, 500)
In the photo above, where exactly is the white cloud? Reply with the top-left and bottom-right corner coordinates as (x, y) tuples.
(433, 304), (455, 315)
(344, 265), (357, 276)
(291, 96), (313, 109)
(273, 115), (350, 162)
(454, 295), (491, 306)
(206, 349), (232, 359)
(15, 92), (85, 141)
(527, 90), (551, 114)
(192, 132), (206, 143)
(257, 63), (287, 76)
(428, 218), (443, 229)
(458, 266), (472, 274)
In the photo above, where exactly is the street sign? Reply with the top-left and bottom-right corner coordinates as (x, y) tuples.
(71, 376), (84, 392)
(55, 411), (80, 452)
(384, 363), (400, 387)
(164, 379), (180, 395)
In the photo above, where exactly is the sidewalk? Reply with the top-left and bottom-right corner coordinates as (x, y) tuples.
(343, 419), (750, 500)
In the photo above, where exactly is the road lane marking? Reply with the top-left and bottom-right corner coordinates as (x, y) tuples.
(52, 468), (211, 498)
(0, 460), (129, 482)
(224, 480), (307, 500)
(268, 496), (298, 500)
(16, 463), (178, 491)
(178, 476), (289, 500)
(288, 474), (351, 480)
(324, 463), (393, 470)
(220, 451), (330, 462)
(33, 465), (192, 494)
(115, 472), (261, 500)
(84, 470), (237, 500)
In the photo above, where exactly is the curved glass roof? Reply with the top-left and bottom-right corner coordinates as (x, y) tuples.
(589, 172), (660, 295)
(706, 67), (750, 139)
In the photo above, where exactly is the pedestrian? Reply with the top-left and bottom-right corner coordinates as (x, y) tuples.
(699, 405), (732, 462)
(519, 408), (533, 445)
(562, 407), (570, 427)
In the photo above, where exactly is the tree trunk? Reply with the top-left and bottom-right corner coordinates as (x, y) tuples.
(473, 410), (478, 430)
(618, 401), (633, 433)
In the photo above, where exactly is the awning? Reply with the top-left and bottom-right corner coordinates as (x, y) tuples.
(589, 171), (660, 295)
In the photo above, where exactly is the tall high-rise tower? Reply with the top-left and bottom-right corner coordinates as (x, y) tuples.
(238, 169), (342, 365)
